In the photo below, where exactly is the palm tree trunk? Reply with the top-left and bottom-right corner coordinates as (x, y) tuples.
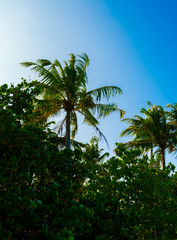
(161, 148), (165, 169)
(66, 110), (72, 183)
(66, 110), (71, 149)
(150, 144), (153, 159)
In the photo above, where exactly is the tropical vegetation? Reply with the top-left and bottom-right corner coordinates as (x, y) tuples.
(121, 101), (177, 169)
(1, 54), (177, 239)
(21, 54), (124, 148)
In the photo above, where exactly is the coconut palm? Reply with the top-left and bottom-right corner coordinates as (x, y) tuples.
(21, 53), (124, 148)
(167, 103), (177, 128)
(121, 102), (175, 169)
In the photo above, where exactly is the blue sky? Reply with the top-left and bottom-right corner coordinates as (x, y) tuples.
(1, 0), (177, 165)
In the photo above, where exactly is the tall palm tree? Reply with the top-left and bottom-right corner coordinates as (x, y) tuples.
(121, 102), (175, 169)
(21, 53), (124, 148)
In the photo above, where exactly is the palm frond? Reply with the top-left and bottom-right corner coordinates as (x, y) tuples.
(69, 54), (76, 85)
(146, 101), (153, 107)
(91, 103), (125, 118)
(78, 110), (109, 147)
(20, 61), (37, 68)
(70, 139), (86, 148)
(53, 117), (66, 136)
(98, 152), (109, 162)
(87, 86), (122, 101)
(81, 109), (99, 126)
(76, 53), (89, 85)
(21, 61), (62, 92)
(120, 117), (146, 137)
(53, 59), (66, 80)
(36, 99), (63, 117)
(36, 59), (52, 67)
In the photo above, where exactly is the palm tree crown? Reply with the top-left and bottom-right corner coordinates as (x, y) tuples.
(21, 53), (124, 148)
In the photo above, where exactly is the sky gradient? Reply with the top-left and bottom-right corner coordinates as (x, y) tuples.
(1, 0), (177, 165)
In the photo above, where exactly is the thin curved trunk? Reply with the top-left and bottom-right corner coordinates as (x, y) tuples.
(66, 110), (71, 149)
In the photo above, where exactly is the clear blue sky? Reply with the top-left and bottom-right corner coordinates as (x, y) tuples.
(1, 0), (177, 165)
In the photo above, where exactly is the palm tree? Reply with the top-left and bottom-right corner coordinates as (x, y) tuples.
(121, 102), (175, 169)
(167, 103), (177, 128)
(166, 103), (177, 150)
(83, 136), (109, 164)
(21, 53), (124, 148)
(120, 114), (153, 155)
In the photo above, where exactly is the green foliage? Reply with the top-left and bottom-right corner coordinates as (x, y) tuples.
(0, 82), (177, 239)
(0, 79), (49, 126)
(0, 82), (86, 239)
(82, 143), (177, 239)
